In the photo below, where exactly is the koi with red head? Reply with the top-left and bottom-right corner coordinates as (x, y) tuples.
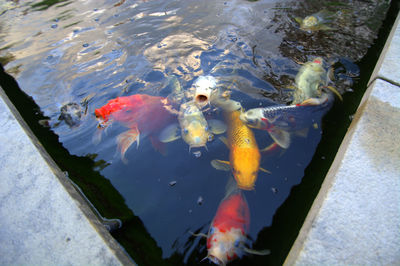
(195, 188), (269, 265)
(94, 94), (177, 160)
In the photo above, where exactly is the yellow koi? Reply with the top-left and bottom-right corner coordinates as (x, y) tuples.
(213, 105), (269, 190)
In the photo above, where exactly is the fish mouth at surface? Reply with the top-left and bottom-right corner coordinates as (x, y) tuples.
(195, 94), (209, 104)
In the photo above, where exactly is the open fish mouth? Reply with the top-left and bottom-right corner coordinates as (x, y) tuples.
(207, 254), (224, 265)
(189, 142), (207, 149)
(195, 94), (209, 105)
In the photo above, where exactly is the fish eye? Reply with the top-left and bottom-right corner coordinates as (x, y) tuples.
(234, 239), (240, 247)
(183, 128), (189, 134)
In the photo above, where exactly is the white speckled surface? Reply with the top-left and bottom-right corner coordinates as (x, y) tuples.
(0, 93), (127, 265)
(293, 83), (400, 265)
(374, 13), (400, 83)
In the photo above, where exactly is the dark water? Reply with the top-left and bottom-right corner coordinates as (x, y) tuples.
(0, 0), (393, 265)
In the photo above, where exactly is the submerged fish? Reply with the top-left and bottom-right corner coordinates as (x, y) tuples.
(212, 100), (269, 190)
(194, 185), (269, 265)
(292, 57), (341, 105)
(239, 93), (334, 149)
(94, 94), (176, 160)
(295, 10), (335, 32)
(159, 101), (226, 150)
(59, 102), (82, 127)
(166, 75), (185, 107)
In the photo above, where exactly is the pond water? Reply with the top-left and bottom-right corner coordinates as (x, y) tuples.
(0, 0), (391, 265)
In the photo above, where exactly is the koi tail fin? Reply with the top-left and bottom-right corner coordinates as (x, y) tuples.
(117, 127), (140, 162)
(224, 176), (240, 198)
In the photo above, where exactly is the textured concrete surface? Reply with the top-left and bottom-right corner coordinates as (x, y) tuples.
(285, 12), (400, 266)
(0, 90), (133, 265)
(372, 11), (400, 85)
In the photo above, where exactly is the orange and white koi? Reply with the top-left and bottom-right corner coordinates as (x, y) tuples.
(194, 187), (269, 265)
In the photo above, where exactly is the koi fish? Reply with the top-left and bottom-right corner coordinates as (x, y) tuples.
(292, 57), (342, 104)
(211, 100), (269, 190)
(294, 10), (335, 32)
(94, 94), (176, 160)
(239, 93), (334, 149)
(192, 75), (217, 108)
(194, 183), (269, 265)
(159, 101), (226, 151)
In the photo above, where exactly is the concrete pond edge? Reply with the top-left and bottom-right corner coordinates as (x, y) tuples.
(0, 87), (135, 265)
(284, 11), (400, 266)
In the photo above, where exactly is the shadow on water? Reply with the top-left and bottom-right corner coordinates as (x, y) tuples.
(0, 63), (166, 265)
(30, 0), (71, 11)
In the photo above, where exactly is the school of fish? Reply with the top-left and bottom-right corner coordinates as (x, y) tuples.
(91, 30), (343, 263)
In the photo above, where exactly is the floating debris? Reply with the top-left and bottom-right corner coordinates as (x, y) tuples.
(59, 102), (82, 128)
(169, 181), (177, 187)
(197, 196), (204, 205)
(271, 187), (278, 194)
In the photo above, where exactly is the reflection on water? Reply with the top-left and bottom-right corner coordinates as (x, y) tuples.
(0, 0), (390, 264)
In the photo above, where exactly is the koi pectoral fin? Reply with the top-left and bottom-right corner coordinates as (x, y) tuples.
(243, 247), (271, 256)
(208, 119), (227, 135)
(326, 86), (343, 101)
(260, 142), (279, 153)
(211, 159), (231, 171)
(268, 128), (291, 149)
(92, 129), (103, 145)
(259, 167), (271, 174)
(300, 97), (324, 105)
(218, 136), (229, 148)
(189, 231), (208, 238)
(117, 127), (140, 162)
(159, 123), (180, 143)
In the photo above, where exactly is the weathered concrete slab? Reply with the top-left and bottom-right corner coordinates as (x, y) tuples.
(0, 89), (133, 265)
(370, 11), (400, 85)
(286, 80), (400, 265)
(285, 11), (400, 266)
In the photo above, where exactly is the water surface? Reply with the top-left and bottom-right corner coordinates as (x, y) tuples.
(0, 0), (390, 264)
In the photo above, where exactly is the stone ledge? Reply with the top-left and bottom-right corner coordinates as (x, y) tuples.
(285, 11), (400, 266)
(0, 88), (134, 265)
